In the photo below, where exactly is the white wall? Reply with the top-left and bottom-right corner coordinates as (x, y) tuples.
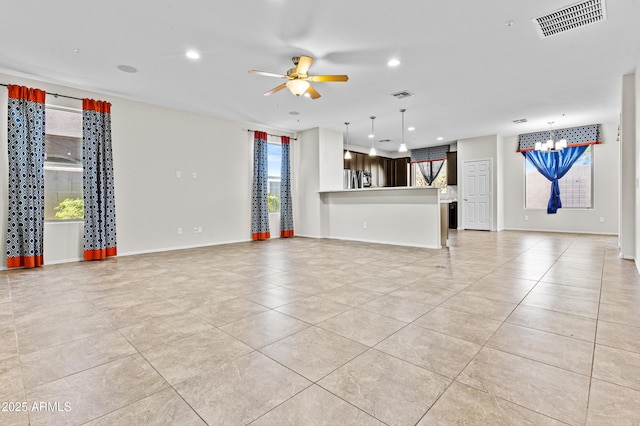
(320, 188), (441, 249)
(496, 135), (505, 231)
(502, 122), (619, 234)
(636, 55), (640, 273)
(318, 128), (343, 191)
(620, 73), (636, 259)
(292, 127), (343, 239)
(457, 135), (499, 231)
(0, 73), (293, 267)
(293, 128), (323, 238)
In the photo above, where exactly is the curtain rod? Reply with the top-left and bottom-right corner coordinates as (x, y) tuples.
(0, 83), (84, 101)
(246, 129), (297, 141)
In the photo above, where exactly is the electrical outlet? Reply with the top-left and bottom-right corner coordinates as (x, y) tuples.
(599, 217), (605, 223)
(177, 227), (182, 235)
(198, 227), (203, 233)
(176, 171), (181, 179)
(193, 227), (199, 233)
(363, 222), (368, 229)
(524, 215), (529, 221)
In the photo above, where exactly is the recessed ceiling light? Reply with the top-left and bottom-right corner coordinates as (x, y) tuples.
(186, 50), (200, 60)
(437, 137), (444, 141)
(117, 65), (138, 73)
(408, 126), (415, 131)
(387, 58), (400, 67)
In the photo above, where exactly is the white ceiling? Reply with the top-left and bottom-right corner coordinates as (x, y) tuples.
(1, 0), (638, 151)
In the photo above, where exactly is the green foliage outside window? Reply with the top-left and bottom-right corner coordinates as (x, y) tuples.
(268, 195), (280, 212)
(54, 198), (84, 220)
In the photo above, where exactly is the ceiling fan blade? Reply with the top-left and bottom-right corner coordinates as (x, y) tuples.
(249, 70), (287, 79)
(295, 55), (313, 75)
(307, 75), (349, 83)
(264, 83), (287, 96)
(306, 85), (321, 99)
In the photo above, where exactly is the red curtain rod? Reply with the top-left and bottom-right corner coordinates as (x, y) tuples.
(1, 83), (83, 101)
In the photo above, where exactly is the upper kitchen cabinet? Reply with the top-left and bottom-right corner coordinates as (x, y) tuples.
(447, 151), (457, 186)
(344, 152), (410, 188)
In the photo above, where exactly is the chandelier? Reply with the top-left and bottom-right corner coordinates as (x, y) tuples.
(535, 121), (567, 152)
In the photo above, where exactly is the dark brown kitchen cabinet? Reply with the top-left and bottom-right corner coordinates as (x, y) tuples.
(447, 151), (457, 185)
(344, 152), (410, 187)
(395, 158), (409, 186)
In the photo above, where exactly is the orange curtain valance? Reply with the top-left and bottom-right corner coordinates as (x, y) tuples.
(83, 98), (111, 113)
(8, 85), (46, 103)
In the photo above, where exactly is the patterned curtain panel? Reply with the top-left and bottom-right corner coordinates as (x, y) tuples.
(523, 146), (588, 214)
(251, 131), (270, 240)
(417, 160), (445, 185)
(6, 85), (46, 268)
(280, 136), (294, 238)
(82, 99), (117, 260)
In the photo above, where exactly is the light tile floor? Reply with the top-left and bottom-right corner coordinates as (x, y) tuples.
(1, 230), (639, 425)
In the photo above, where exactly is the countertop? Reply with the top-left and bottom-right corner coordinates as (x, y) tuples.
(318, 186), (438, 194)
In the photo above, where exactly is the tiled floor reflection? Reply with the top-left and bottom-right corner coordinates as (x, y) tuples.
(1, 230), (639, 425)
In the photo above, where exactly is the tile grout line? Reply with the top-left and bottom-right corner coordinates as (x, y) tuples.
(416, 232), (583, 425)
(582, 244), (607, 425)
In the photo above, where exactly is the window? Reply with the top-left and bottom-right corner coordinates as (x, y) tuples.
(44, 106), (83, 220)
(267, 142), (281, 213)
(413, 161), (447, 187)
(525, 145), (593, 209)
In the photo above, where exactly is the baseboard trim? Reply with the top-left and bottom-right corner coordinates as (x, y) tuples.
(323, 235), (441, 249)
(118, 239), (252, 257)
(502, 227), (618, 236)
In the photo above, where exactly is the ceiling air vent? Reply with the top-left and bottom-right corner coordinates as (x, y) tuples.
(391, 90), (414, 99)
(513, 118), (528, 124)
(533, 0), (606, 39)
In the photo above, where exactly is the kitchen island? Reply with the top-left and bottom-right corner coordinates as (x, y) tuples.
(318, 187), (444, 249)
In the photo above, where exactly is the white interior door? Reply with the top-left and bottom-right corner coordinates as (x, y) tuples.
(463, 159), (492, 230)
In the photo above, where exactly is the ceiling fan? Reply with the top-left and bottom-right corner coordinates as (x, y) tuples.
(249, 55), (348, 99)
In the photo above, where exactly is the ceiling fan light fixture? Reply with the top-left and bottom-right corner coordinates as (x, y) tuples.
(286, 79), (310, 96)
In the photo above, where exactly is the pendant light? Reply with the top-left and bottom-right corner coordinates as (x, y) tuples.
(398, 109), (408, 152)
(344, 122), (352, 160)
(534, 121), (567, 152)
(368, 116), (377, 156)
